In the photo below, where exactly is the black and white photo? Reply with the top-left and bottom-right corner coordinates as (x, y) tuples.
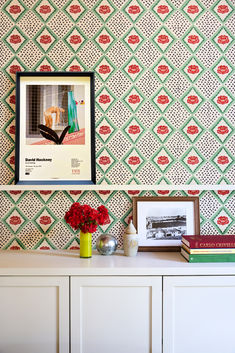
(133, 197), (200, 251)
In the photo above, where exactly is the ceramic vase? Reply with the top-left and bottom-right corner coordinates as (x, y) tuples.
(80, 231), (92, 258)
(123, 220), (138, 257)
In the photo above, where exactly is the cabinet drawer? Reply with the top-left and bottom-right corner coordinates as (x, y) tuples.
(0, 276), (69, 353)
(163, 276), (235, 353)
(71, 276), (162, 353)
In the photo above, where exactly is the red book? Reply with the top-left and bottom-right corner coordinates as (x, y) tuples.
(182, 235), (235, 249)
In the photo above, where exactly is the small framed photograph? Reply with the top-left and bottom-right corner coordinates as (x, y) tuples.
(133, 197), (200, 251)
(15, 72), (95, 185)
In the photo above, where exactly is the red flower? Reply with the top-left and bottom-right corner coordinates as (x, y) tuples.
(187, 5), (199, 13)
(10, 245), (21, 250)
(128, 65), (140, 74)
(40, 246), (50, 250)
(10, 34), (21, 44)
(128, 35), (140, 44)
(157, 34), (169, 44)
(187, 156), (199, 165)
(99, 5), (111, 14)
(217, 155), (229, 165)
(187, 95), (199, 104)
(40, 65), (51, 72)
(157, 156), (169, 165)
(218, 5), (229, 13)
(10, 156), (15, 165)
(70, 190), (82, 195)
(40, 35), (52, 44)
(9, 5), (21, 14)
(99, 94), (111, 104)
(10, 65), (21, 74)
(218, 35), (229, 44)
(70, 5), (81, 13)
(188, 190), (199, 195)
(39, 5), (51, 14)
(187, 125), (199, 134)
(99, 156), (111, 165)
(9, 216), (21, 225)
(128, 156), (140, 165)
(157, 65), (169, 74)
(98, 190), (110, 195)
(9, 125), (16, 135)
(217, 65), (229, 74)
(217, 125), (229, 135)
(69, 190), (82, 196)
(65, 203), (109, 233)
(69, 65), (82, 72)
(128, 5), (140, 14)
(128, 95), (140, 104)
(157, 5), (169, 14)
(9, 95), (16, 104)
(157, 95), (169, 104)
(187, 65), (199, 74)
(128, 190), (140, 195)
(99, 126), (111, 135)
(157, 190), (169, 195)
(217, 125), (229, 134)
(99, 34), (110, 44)
(99, 65), (111, 74)
(157, 125), (169, 134)
(40, 190), (52, 195)
(70, 35), (82, 44)
(217, 95), (229, 105)
(39, 216), (51, 225)
(9, 190), (21, 195)
(217, 216), (229, 225)
(218, 190), (229, 195)
(128, 125), (140, 134)
(188, 35), (199, 44)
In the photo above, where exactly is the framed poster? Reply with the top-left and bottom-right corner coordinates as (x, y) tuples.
(15, 72), (95, 185)
(133, 197), (200, 251)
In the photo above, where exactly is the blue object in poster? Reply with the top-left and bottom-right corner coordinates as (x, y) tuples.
(68, 91), (79, 133)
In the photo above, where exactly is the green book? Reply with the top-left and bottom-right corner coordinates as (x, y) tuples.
(181, 248), (235, 263)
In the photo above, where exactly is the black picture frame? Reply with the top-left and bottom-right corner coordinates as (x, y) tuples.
(15, 72), (95, 185)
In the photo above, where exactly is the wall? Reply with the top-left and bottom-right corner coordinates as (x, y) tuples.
(0, 190), (234, 249)
(0, 0), (234, 249)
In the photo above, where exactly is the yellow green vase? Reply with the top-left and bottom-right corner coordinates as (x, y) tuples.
(80, 231), (92, 258)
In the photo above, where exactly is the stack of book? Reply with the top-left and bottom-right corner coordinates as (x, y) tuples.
(181, 235), (235, 263)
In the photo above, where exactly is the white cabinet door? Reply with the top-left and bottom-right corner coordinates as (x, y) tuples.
(71, 276), (162, 353)
(163, 276), (235, 353)
(0, 276), (69, 353)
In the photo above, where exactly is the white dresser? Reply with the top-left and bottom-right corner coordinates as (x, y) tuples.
(0, 250), (235, 353)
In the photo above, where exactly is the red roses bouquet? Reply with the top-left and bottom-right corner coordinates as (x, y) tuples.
(65, 203), (110, 234)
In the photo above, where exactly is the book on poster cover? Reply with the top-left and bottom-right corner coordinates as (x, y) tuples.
(181, 248), (235, 263)
(182, 243), (235, 255)
(181, 235), (235, 249)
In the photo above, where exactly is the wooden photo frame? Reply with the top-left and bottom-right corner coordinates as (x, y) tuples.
(15, 72), (95, 185)
(133, 197), (200, 252)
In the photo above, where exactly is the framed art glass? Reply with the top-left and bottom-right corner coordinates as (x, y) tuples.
(133, 197), (200, 251)
(15, 72), (95, 185)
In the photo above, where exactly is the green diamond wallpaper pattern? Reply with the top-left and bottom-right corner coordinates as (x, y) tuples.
(0, 0), (234, 185)
(0, 0), (234, 249)
(0, 190), (234, 250)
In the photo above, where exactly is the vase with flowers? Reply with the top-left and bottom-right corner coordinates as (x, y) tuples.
(65, 203), (110, 258)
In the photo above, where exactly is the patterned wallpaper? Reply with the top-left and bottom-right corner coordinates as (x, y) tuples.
(0, 0), (234, 249)
(0, 190), (234, 250)
(0, 0), (234, 185)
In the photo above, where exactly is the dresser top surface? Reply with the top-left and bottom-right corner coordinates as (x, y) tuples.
(0, 250), (235, 276)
